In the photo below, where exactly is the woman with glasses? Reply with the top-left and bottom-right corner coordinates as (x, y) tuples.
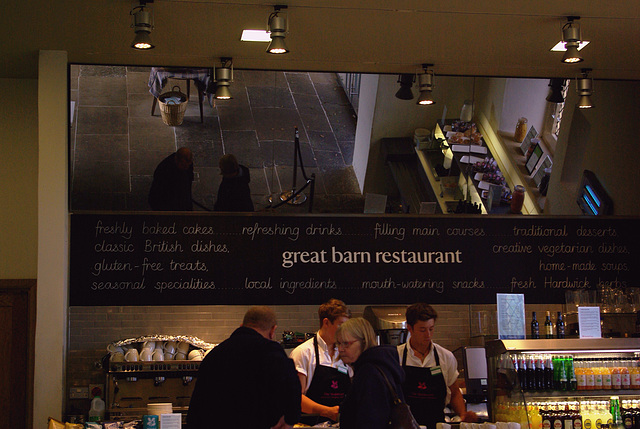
(336, 317), (405, 429)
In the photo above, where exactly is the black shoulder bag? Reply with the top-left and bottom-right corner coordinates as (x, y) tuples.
(374, 365), (421, 429)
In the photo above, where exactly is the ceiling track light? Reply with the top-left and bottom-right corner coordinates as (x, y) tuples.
(576, 68), (594, 109)
(561, 16), (583, 64)
(267, 5), (289, 54)
(416, 64), (436, 106)
(546, 78), (567, 103)
(395, 74), (415, 100)
(214, 58), (233, 100)
(131, 1), (155, 50)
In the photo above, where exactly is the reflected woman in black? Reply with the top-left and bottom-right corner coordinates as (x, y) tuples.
(213, 154), (254, 212)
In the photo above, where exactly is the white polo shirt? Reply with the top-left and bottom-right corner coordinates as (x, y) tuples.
(290, 333), (353, 393)
(397, 342), (459, 405)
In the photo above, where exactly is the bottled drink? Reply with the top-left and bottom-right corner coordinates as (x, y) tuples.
(527, 355), (537, 390)
(532, 311), (541, 339)
(573, 401), (584, 429)
(88, 395), (105, 423)
(621, 400), (634, 429)
(518, 354), (528, 390)
(545, 355), (555, 390)
(583, 401), (594, 429)
(576, 358), (587, 391)
(545, 312), (554, 338)
(554, 403), (565, 429)
(612, 359), (623, 390)
(603, 359), (613, 390)
(611, 397), (624, 429)
(542, 404), (553, 429)
(629, 359), (640, 389)
(529, 404), (543, 429)
(564, 403), (575, 429)
(595, 360), (604, 390)
(567, 356), (577, 391)
(557, 312), (566, 338)
(559, 356), (569, 390)
(536, 355), (546, 390)
(621, 358), (631, 389)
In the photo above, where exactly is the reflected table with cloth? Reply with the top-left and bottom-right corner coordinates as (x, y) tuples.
(148, 67), (214, 123)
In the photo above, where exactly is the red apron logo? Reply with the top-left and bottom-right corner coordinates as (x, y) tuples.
(331, 380), (339, 389)
(417, 382), (427, 390)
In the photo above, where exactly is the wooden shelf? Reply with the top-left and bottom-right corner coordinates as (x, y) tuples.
(476, 113), (543, 214)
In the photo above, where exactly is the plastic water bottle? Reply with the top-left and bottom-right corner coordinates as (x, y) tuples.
(89, 395), (105, 422)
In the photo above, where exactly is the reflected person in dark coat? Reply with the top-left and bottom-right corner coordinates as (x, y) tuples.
(187, 306), (301, 429)
(148, 147), (194, 211)
(337, 317), (406, 429)
(213, 153), (254, 212)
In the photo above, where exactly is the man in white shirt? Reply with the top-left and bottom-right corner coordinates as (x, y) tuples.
(290, 299), (352, 425)
(397, 303), (477, 429)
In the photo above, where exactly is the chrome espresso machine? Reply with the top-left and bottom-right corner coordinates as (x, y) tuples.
(363, 306), (408, 345)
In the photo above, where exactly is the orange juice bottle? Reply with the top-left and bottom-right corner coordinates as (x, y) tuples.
(585, 359), (595, 391)
(594, 360), (603, 390)
(611, 358), (622, 389)
(602, 359), (612, 390)
(630, 358), (640, 389)
(620, 358), (631, 389)
(575, 358), (586, 390)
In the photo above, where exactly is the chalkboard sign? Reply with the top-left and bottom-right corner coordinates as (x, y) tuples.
(70, 213), (638, 306)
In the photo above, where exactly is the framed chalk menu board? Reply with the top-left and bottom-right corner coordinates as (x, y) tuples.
(69, 213), (638, 306)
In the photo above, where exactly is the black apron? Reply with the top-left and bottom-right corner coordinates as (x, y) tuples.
(401, 344), (448, 429)
(300, 335), (351, 425)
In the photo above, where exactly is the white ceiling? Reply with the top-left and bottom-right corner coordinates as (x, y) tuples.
(2, 0), (639, 80)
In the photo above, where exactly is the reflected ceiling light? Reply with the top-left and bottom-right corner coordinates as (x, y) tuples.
(130, 1), (155, 50)
(576, 69), (594, 109)
(416, 64), (436, 106)
(214, 58), (233, 100)
(241, 29), (271, 42)
(267, 5), (289, 54)
(395, 74), (415, 100)
(546, 78), (567, 103)
(561, 17), (584, 63)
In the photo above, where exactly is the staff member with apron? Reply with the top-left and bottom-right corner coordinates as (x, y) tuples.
(397, 303), (478, 429)
(290, 299), (352, 425)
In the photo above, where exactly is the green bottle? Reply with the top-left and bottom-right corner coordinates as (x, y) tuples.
(545, 311), (554, 339)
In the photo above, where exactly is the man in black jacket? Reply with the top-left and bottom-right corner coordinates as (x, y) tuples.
(148, 147), (194, 211)
(187, 306), (301, 429)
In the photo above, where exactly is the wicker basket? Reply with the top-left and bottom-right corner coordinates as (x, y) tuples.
(158, 85), (188, 126)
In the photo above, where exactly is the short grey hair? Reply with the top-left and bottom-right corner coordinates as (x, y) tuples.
(336, 317), (377, 353)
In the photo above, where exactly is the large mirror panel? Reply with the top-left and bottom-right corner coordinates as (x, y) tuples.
(68, 64), (640, 216)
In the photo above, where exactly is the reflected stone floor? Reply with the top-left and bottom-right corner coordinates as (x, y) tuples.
(69, 65), (365, 214)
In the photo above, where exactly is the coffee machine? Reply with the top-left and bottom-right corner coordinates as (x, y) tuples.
(363, 306), (408, 345)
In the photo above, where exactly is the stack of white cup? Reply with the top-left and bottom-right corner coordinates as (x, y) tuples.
(108, 344), (125, 362)
(140, 341), (158, 361)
